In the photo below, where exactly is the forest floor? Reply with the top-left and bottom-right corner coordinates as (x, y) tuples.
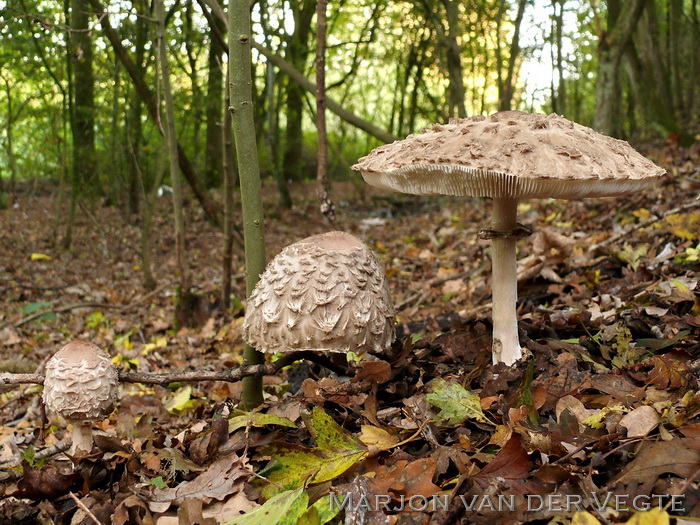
(0, 140), (699, 524)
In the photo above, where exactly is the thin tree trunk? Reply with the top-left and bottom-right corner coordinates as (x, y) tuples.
(442, 0), (467, 117)
(229, 0), (266, 409)
(127, 0), (148, 216)
(86, 0), (223, 227)
(222, 67), (237, 309)
(316, 0), (334, 221)
(499, 0), (528, 111)
(204, 13), (225, 188)
(2, 77), (17, 207)
(555, 0), (566, 115)
(62, 0), (76, 249)
(155, 0), (190, 307)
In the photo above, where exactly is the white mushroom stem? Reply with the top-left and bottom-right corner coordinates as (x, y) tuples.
(70, 423), (94, 455)
(491, 197), (522, 365)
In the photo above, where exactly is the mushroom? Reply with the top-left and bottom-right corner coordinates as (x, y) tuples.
(352, 111), (665, 365)
(242, 231), (396, 356)
(43, 340), (119, 454)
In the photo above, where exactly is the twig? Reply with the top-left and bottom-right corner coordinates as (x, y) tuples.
(0, 351), (346, 387)
(0, 439), (71, 467)
(588, 198), (700, 253)
(0, 283), (169, 329)
(69, 492), (103, 525)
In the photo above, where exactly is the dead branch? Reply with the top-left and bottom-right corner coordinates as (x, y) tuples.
(588, 198), (700, 252)
(0, 351), (346, 388)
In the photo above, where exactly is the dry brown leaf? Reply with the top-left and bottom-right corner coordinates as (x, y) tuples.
(619, 405), (660, 437)
(147, 454), (248, 513)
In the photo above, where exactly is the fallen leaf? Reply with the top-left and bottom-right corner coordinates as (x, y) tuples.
(257, 408), (368, 499)
(147, 454), (248, 513)
(225, 487), (307, 525)
(228, 411), (297, 433)
(425, 378), (485, 425)
(619, 406), (660, 437)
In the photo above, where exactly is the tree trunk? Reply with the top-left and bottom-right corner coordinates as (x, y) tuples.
(71, 0), (97, 197)
(555, 0), (566, 115)
(316, 0), (334, 221)
(442, 0), (467, 118)
(201, 0), (397, 143)
(222, 68), (237, 309)
(283, 0), (316, 182)
(229, 0), (267, 409)
(499, 0), (528, 111)
(126, 0), (148, 216)
(155, 0), (190, 312)
(87, 0), (223, 226)
(593, 0), (646, 137)
(204, 14), (225, 188)
(2, 77), (17, 207)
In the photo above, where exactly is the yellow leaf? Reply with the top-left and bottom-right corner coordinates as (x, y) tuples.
(164, 386), (193, 414)
(633, 208), (652, 220)
(624, 508), (671, 525)
(571, 511), (602, 525)
(359, 425), (400, 449)
(30, 253), (52, 261)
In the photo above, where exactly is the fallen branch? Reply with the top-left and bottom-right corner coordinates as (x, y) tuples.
(0, 439), (71, 467)
(0, 351), (346, 387)
(0, 283), (169, 330)
(589, 198), (700, 253)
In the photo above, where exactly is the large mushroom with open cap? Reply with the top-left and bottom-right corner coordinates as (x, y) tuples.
(242, 231), (395, 356)
(43, 340), (119, 454)
(353, 111), (665, 365)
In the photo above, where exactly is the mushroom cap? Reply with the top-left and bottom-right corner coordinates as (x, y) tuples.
(43, 340), (118, 422)
(242, 231), (396, 354)
(352, 111), (666, 200)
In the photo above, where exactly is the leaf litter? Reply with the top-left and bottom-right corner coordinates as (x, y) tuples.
(0, 142), (699, 523)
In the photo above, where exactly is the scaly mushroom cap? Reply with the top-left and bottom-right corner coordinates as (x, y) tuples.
(43, 340), (118, 422)
(242, 231), (396, 354)
(353, 111), (665, 199)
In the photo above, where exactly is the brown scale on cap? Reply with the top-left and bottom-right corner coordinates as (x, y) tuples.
(242, 231), (396, 355)
(43, 340), (118, 454)
(353, 111), (665, 366)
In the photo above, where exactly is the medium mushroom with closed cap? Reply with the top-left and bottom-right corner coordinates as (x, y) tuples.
(242, 231), (396, 357)
(43, 340), (119, 454)
(353, 111), (665, 366)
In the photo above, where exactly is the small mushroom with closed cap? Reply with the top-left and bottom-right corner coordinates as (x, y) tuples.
(43, 340), (119, 454)
(242, 231), (396, 357)
(353, 111), (665, 366)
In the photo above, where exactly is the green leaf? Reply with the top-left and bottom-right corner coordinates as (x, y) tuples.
(229, 411), (297, 432)
(297, 494), (341, 525)
(258, 408), (367, 499)
(150, 476), (167, 489)
(425, 378), (485, 425)
(224, 487), (308, 525)
(23, 301), (53, 314)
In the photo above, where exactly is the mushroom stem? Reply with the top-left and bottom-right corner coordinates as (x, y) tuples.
(491, 197), (522, 365)
(70, 423), (94, 455)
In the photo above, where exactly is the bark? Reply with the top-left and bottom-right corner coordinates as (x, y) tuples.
(204, 13), (225, 188)
(86, 0), (223, 227)
(593, 0), (647, 136)
(155, 0), (190, 302)
(555, 0), (566, 115)
(316, 0), (334, 221)
(62, 0), (76, 249)
(228, 0), (267, 409)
